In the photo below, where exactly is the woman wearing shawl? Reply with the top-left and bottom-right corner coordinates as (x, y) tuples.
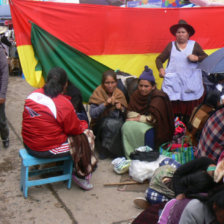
(89, 70), (128, 159)
(122, 66), (174, 159)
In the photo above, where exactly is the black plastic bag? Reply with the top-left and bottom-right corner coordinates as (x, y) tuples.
(130, 150), (160, 162)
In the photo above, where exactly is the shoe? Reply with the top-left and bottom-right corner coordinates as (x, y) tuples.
(133, 197), (150, 210)
(72, 174), (93, 191)
(2, 139), (9, 149)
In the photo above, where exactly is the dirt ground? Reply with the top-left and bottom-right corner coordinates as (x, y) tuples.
(0, 76), (147, 224)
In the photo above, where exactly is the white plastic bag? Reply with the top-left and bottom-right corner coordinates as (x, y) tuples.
(111, 157), (131, 174)
(129, 155), (167, 183)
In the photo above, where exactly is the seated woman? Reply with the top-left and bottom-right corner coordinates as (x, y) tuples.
(157, 157), (220, 224)
(172, 157), (217, 200)
(203, 72), (224, 106)
(122, 66), (174, 159)
(133, 158), (181, 211)
(22, 67), (97, 191)
(186, 90), (221, 146)
(65, 80), (89, 124)
(179, 187), (224, 224)
(89, 69), (128, 159)
(196, 106), (224, 163)
(133, 157), (222, 224)
(158, 186), (224, 224)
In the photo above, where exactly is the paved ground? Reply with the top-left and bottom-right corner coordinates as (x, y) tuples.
(0, 76), (145, 224)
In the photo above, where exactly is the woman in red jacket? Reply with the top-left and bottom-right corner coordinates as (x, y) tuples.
(22, 67), (97, 190)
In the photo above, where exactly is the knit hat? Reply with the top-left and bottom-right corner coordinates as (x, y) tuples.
(170, 20), (195, 37)
(139, 66), (155, 83)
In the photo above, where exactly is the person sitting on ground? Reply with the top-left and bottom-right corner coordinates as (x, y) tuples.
(157, 157), (221, 224)
(133, 157), (222, 224)
(134, 157), (218, 210)
(133, 158), (181, 210)
(173, 157), (218, 200)
(22, 67), (97, 191)
(89, 69), (128, 159)
(179, 186), (224, 224)
(158, 186), (224, 224)
(186, 90), (221, 146)
(203, 72), (224, 106)
(122, 66), (174, 159)
(195, 105), (224, 163)
(65, 80), (89, 124)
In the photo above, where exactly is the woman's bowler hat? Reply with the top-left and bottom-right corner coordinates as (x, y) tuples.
(170, 19), (195, 37)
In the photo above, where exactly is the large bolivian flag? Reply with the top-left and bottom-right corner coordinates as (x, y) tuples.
(9, 0), (224, 101)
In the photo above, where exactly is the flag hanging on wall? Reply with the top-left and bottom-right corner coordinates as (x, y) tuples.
(9, 0), (224, 101)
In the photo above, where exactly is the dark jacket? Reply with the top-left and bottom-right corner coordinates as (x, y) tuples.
(0, 43), (9, 99)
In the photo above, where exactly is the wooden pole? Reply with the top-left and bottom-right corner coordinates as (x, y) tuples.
(104, 181), (140, 186)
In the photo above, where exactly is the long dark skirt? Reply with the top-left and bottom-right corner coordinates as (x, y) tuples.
(94, 116), (125, 158)
(132, 202), (166, 224)
(171, 93), (205, 124)
(172, 97), (204, 117)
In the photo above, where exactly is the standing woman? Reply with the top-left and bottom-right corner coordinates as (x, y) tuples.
(156, 20), (208, 123)
(89, 70), (128, 159)
(179, 187), (224, 224)
(122, 66), (174, 159)
(0, 43), (9, 148)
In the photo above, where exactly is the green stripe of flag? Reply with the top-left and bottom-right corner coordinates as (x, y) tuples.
(31, 23), (110, 102)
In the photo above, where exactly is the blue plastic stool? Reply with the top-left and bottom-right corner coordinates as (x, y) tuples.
(19, 148), (73, 198)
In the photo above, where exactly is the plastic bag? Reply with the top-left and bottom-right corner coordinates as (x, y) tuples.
(129, 155), (167, 183)
(130, 150), (160, 162)
(111, 157), (131, 174)
(159, 137), (195, 165)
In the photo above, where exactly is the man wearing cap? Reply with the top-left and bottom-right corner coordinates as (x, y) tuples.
(0, 41), (9, 148)
(156, 20), (208, 124)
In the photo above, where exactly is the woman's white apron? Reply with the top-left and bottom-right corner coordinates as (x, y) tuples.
(162, 40), (204, 101)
